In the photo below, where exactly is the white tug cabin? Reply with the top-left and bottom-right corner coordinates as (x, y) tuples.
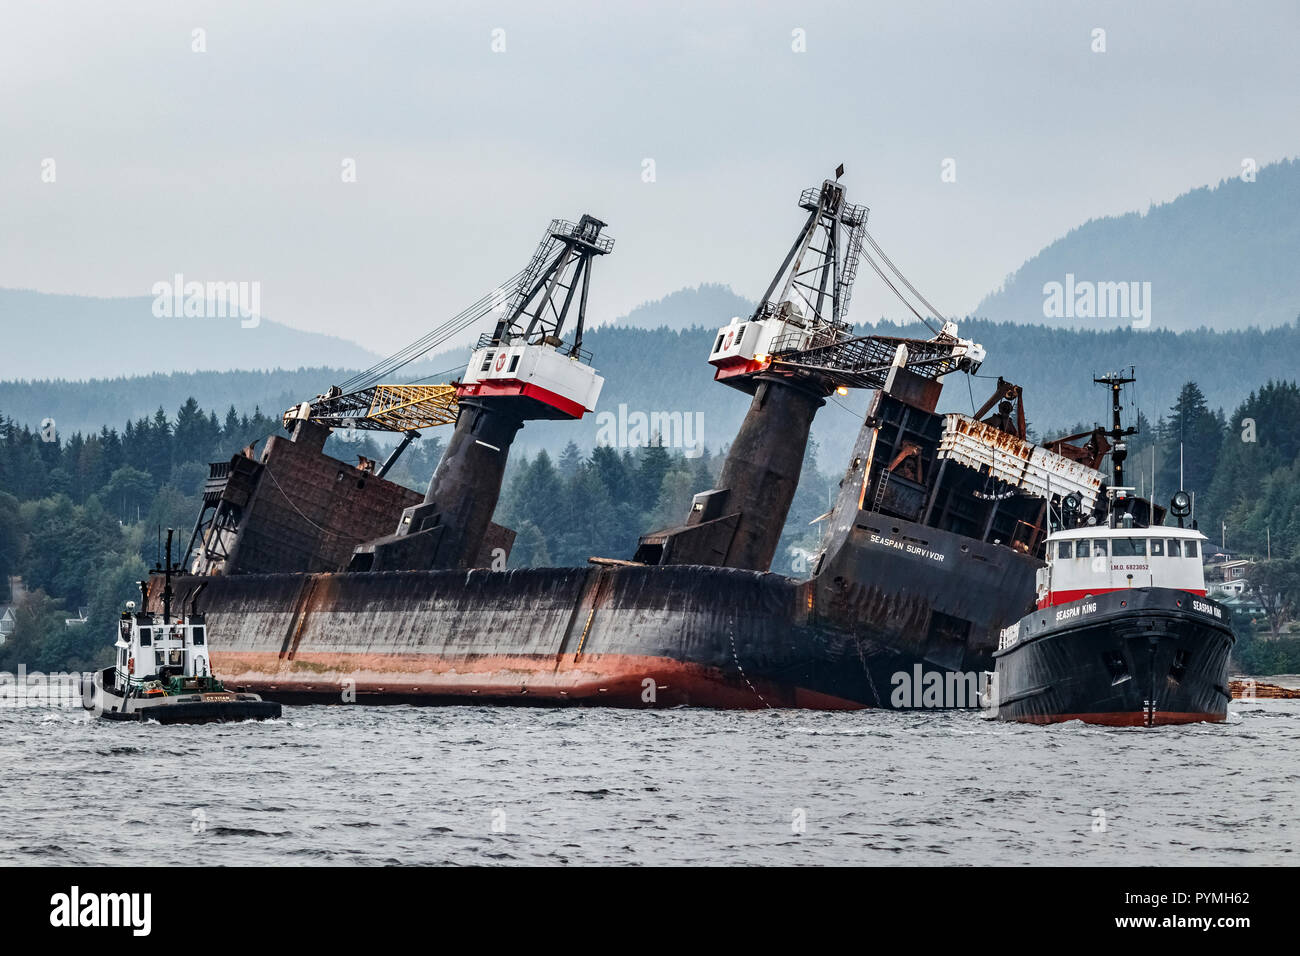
(1035, 523), (1208, 610)
(457, 340), (603, 420)
(114, 601), (213, 691)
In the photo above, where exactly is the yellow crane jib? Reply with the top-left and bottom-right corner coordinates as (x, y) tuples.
(283, 383), (460, 433)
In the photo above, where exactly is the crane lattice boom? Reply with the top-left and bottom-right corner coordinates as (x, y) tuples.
(769, 327), (984, 392)
(284, 383), (459, 433)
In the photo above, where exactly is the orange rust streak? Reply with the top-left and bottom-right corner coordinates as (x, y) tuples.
(212, 650), (863, 710)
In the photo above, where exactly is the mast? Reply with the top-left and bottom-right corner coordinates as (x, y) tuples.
(1093, 369), (1138, 489)
(152, 528), (177, 623)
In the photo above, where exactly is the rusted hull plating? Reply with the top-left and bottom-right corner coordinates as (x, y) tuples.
(159, 513), (1041, 710)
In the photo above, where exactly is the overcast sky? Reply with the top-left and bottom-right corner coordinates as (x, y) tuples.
(2, 0), (1297, 354)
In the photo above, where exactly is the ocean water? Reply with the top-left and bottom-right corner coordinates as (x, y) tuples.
(2, 696), (1296, 866)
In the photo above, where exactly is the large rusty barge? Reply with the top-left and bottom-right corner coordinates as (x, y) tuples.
(154, 176), (1115, 709)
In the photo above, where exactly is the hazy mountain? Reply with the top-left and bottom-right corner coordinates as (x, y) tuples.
(0, 288), (383, 381)
(605, 283), (753, 332)
(975, 158), (1300, 331)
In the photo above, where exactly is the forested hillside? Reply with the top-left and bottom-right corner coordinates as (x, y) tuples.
(975, 159), (1300, 331)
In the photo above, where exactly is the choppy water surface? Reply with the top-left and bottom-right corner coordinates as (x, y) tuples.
(2, 698), (1296, 865)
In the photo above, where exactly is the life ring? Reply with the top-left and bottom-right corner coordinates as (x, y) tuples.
(495, 353), (507, 372)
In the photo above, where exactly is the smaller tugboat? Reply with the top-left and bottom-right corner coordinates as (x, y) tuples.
(84, 530), (280, 723)
(988, 373), (1235, 726)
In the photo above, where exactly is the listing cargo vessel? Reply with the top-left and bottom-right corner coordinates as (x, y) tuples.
(86, 531), (280, 723)
(989, 375), (1235, 726)
(150, 173), (1118, 709)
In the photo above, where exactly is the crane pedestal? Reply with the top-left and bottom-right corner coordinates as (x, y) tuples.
(350, 399), (523, 571)
(634, 377), (825, 572)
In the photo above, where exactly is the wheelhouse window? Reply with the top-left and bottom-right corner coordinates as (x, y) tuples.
(138, 627), (152, 646)
(1149, 539), (1165, 557)
(1183, 539), (1198, 558)
(1057, 541), (1073, 559)
(1166, 539), (1182, 557)
(1113, 537), (1147, 557)
(1091, 540), (1108, 557)
(192, 626), (205, 646)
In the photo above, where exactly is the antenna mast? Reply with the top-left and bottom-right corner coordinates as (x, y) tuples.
(1093, 369), (1138, 488)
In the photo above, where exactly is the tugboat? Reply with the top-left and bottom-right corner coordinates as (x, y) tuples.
(83, 530), (280, 723)
(989, 373), (1235, 726)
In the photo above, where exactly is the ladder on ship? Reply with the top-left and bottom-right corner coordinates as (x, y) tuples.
(871, 469), (891, 513)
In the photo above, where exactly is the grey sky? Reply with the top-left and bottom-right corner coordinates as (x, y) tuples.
(2, 0), (1297, 354)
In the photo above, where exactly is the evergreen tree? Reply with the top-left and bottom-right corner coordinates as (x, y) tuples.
(1157, 382), (1223, 503)
(557, 441), (583, 481)
(510, 520), (551, 567)
(635, 439), (672, 507)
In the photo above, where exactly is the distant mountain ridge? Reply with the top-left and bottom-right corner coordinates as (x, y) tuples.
(605, 283), (752, 331)
(974, 158), (1300, 331)
(0, 288), (383, 381)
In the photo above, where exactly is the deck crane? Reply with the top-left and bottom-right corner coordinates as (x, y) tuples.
(634, 171), (985, 572)
(277, 269), (540, 474)
(352, 214), (613, 571)
(281, 383), (460, 478)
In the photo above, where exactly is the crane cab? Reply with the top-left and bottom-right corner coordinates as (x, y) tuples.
(708, 304), (815, 382)
(1035, 525), (1207, 610)
(457, 340), (604, 420)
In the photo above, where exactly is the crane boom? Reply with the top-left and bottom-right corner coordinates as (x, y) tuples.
(284, 383), (459, 433)
(766, 325), (984, 392)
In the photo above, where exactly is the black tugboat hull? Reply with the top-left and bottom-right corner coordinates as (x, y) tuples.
(84, 669), (282, 723)
(97, 700), (282, 723)
(992, 590), (1235, 726)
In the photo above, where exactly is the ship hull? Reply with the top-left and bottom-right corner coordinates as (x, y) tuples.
(157, 515), (1041, 711)
(992, 589), (1235, 726)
